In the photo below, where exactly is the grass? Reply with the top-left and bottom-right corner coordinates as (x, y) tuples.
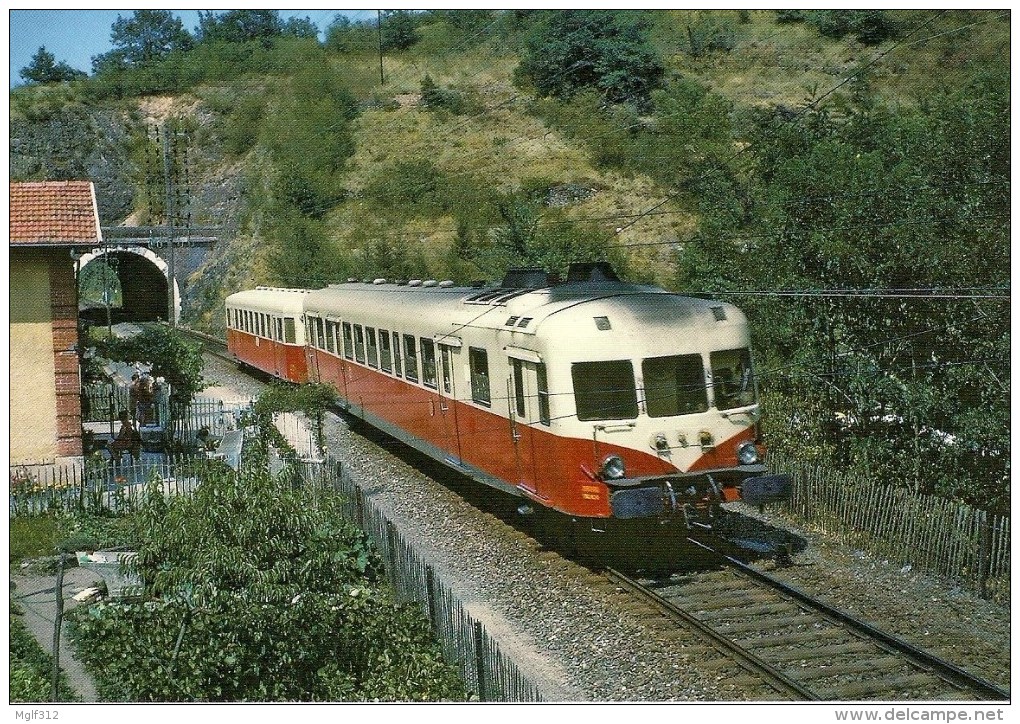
(10, 515), (60, 564)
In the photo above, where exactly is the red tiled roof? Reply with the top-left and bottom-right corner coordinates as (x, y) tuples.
(10, 181), (103, 246)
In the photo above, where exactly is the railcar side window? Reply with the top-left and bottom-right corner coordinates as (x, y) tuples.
(380, 330), (392, 372)
(537, 363), (551, 425)
(571, 361), (638, 421)
(274, 318), (283, 342)
(316, 318), (325, 349)
(392, 331), (403, 377)
(366, 328), (379, 368)
(342, 323), (354, 360)
(469, 347), (491, 405)
(440, 346), (453, 394)
(420, 339), (437, 388)
(354, 325), (366, 364)
(403, 334), (418, 382)
(284, 318), (296, 344)
(642, 355), (709, 417)
(710, 348), (757, 410)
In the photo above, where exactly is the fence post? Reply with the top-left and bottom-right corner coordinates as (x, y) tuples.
(473, 620), (487, 702)
(51, 551), (66, 701)
(425, 565), (438, 629)
(978, 512), (991, 599)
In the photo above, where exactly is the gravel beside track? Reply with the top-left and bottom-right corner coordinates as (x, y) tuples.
(203, 354), (1010, 702)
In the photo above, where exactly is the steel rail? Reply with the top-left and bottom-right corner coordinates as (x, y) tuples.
(686, 537), (1011, 701)
(604, 566), (819, 701)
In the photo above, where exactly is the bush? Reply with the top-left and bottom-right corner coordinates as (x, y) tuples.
(68, 465), (465, 702)
(10, 612), (77, 702)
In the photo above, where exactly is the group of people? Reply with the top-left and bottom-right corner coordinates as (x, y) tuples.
(109, 371), (159, 461)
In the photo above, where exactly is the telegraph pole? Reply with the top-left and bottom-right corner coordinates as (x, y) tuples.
(162, 124), (176, 327)
(377, 10), (385, 84)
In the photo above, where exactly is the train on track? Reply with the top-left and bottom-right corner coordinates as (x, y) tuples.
(226, 262), (790, 533)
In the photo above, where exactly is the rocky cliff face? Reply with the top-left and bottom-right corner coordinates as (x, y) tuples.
(10, 103), (137, 223)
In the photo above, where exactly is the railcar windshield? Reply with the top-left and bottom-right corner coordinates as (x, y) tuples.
(710, 348), (757, 410)
(572, 361), (638, 421)
(642, 354), (709, 417)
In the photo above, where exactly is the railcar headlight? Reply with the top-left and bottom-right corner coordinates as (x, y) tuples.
(600, 454), (626, 480)
(737, 441), (760, 466)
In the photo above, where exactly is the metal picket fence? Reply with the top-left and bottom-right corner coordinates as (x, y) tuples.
(299, 456), (545, 702)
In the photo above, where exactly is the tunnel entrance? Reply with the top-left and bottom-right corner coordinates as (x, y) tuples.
(77, 247), (180, 326)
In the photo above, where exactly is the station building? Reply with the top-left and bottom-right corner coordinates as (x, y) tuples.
(10, 181), (101, 464)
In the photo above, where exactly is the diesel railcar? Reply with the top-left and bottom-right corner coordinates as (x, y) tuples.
(225, 287), (310, 383)
(247, 262), (790, 529)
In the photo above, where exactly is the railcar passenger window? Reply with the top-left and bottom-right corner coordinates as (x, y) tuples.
(642, 355), (708, 417)
(354, 325), (366, 363)
(537, 363), (551, 425)
(284, 318), (296, 344)
(420, 339), (437, 388)
(571, 361), (638, 421)
(710, 348), (757, 410)
(275, 318), (283, 342)
(392, 331), (403, 377)
(469, 348), (491, 405)
(380, 330), (392, 372)
(342, 323), (354, 360)
(317, 318), (326, 349)
(403, 334), (418, 382)
(366, 328), (378, 368)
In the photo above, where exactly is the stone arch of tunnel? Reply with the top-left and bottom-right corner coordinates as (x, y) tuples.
(77, 246), (180, 326)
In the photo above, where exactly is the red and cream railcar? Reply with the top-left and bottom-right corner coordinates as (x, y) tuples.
(226, 287), (310, 383)
(300, 264), (789, 527)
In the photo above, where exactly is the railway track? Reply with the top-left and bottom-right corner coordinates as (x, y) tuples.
(606, 539), (1009, 702)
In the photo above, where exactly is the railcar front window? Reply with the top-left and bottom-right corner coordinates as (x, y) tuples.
(571, 361), (638, 421)
(710, 348), (757, 410)
(642, 355), (708, 417)
(421, 338), (437, 388)
(284, 318), (296, 344)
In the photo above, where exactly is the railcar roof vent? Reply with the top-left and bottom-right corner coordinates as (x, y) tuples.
(408, 279), (423, 287)
(373, 278), (387, 285)
(501, 268), (554, 289)
(422, 280), (438, 287)
(710, 305), (727, 321)
(566, 261), (620, 283)
(439, 280), (454, 288)
(594, 316), (612, 331)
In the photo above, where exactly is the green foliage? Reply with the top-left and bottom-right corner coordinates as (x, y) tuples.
(515, 10), (664, 104)
(806, 10), (897, 45)
(683, 14), (738, 57)
(198, 10), (283, 44)
(9, 515), (60, 563)
(674, 75), (1009, 511)
(420, 75), (469, 114)
(94, 325), (205, 406)
(20, 46), (86, 85)
(68, 466), (465, 702)
(324, 15), (378, 54)
(381, 10), (421, 52)
(10, 612), (77, 702)
(92, 10), (193, 74)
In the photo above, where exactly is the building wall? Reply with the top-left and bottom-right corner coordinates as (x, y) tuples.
(9, 249), (83, 463)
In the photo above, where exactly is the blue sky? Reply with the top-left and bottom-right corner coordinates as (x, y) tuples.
(9, 10), (378, 88)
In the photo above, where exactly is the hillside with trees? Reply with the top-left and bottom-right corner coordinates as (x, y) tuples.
(10, 9), (1009, 511)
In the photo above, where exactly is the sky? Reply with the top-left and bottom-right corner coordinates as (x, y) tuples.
(9, 9), (380, 88)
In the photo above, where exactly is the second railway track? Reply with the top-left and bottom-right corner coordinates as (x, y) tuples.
(606, 540), (1009, 702)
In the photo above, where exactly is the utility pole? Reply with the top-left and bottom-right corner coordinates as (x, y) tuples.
(377, 10), (385, 85)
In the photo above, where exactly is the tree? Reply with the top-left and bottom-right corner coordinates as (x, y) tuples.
(198, 10), (283, 44)
(380, 10), (420, 52)
(19, 46), (86, 84)
(282, 16), (319, 40)
(92, 10), (192, 71)
(515, 10), (664, 104)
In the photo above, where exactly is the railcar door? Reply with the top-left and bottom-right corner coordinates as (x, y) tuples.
(508, 356), (540, 496)
(437, 342), (463, 465)
(304, 315), (321, 383)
